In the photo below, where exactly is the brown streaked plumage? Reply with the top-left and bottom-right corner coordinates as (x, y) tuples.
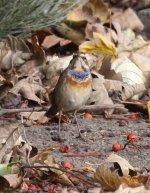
(45, 54), (92, 141)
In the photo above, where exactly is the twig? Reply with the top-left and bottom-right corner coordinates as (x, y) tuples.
(21, 165), (96, 187)
(0, 104), (125, 116)
(64, 152), (100, 157)
(21, 116), (31, 166)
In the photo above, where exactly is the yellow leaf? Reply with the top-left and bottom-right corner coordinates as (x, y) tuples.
(146, 101), (150, 120)
(79, 32), (116, 56)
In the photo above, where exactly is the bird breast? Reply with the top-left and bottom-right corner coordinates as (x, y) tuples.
(55, 74), (92, 112)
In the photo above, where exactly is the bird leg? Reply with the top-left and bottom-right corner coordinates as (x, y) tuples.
(57, 110), (64, 142)
(74, 110), (86, 140)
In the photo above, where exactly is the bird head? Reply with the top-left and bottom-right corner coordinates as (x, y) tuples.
(68, 54), (90, 72)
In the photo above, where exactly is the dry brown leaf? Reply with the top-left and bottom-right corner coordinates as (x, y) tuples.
(31, 152), (73, 186)
(66, 0), (93, 22)
(110, 57), (145, 85)
(87, 0), (109, 22)
(123, 175), (150, 188)
(130, 53), (150, 86)
(111, 8), (144, 31)
(9, 77), (47, 104)
(94, 164), (121, 191)
(0, 174), (22, 190)
(0, 124), (20, 163)
(99, 56), (122, 81)
(41, 35), (61, 49)
(42, 55), (72, 80)
(88, 71), (114, 115)
(20, 111), (46, 121)
(104, 79), (146, 101)
(85, 22), (118, 43)
(106, 154), (136, 176)
(0, 79), (13, 100)
(115, 185), (150, 193)
(135, 42), (150, 57)
(0, 36), (31, 71)
(117, 34), (147, 55)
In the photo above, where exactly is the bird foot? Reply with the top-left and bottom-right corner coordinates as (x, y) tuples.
(52, 135), (65, 142)
(76, 133), (87, 141)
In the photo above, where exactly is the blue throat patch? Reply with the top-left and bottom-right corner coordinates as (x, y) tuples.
(68, 70), (90, 81)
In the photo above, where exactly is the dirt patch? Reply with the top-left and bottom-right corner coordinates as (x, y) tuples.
(25, 117), (150, 169)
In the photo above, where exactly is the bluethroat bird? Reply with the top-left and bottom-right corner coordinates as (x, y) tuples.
(45, 54), (92, 141)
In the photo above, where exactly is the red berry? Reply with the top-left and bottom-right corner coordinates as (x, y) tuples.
(127, 133), (137, 142)
(112, 143), (121, 152)
(84, 113), (93, 118)
(48, 187), (56, 193)
(32, 121), (40, 126)
(130, 114), (137, 120)
(62, 161), (73, 169)
(59, 145), (71, 153)
(29, 184), (37, 191)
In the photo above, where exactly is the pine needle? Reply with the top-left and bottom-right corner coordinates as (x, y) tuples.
(0, 0), (75, 39)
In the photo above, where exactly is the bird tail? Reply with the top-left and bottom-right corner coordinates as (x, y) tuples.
(45, 105), (58, 117)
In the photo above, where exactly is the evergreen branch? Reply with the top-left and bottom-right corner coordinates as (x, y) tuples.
(0, 0), (75, 39)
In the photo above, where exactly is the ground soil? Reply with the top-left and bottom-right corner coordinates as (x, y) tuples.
(25, 116), (150, 169)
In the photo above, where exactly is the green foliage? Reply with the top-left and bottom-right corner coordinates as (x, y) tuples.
(0, 0), (75, 39)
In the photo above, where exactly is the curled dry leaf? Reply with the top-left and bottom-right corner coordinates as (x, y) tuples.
(0, 174), (22, 190)
(106, 153), (136, 176)
(9, 76), (47, 104)
(115, 184), (150, 193)
(85, 22), (118, 44)
(0, 77), (13, 100)
(130, 53), (150, 87)
(104, 79), (146, 101)
(94, 164), (121, 191)
(42, 35), (61, 49)
(67, 0), (109, 23)
(111, 8), (144, 31)
(117, 34), (147, 55)
(122, 175), (150, 188)
(19, 111), (46, 121)
(88, 71), (114, 115)
(0, 36), (31, 71)
(111, 57), (145, 85)
(0, 124), (20, 164)
(42, 55), (72, 80)
(87, 0), (109, 22)
(31, 152), (73, 186)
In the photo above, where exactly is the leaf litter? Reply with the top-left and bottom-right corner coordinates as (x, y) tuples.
(0, 0), (150, 192)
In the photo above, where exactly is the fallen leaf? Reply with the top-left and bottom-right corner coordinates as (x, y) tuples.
(9, 77), (47, 104)
(66, 0), (93, 22)
(112, 8), (144, 31)
(79, 32), (116, 56)
(111, 57), (145, 85)
(0, 36), (31, 71)
(41, 35), (61, 49)
(94, 164), (121, 191)
(0, 79), (13, 100)
(115, 184), (150, 193)
(87, 0), (109, 22)
(0, 124), (20, 164)
(19, 111), (46, 121)
(0, 174), (22, 189)
(130, 53), (150, 86)
(87, 71), (114, 115)
(104, 79), (146, 101)
(106, 153), (136, 176)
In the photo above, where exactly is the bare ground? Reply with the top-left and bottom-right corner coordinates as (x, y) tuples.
(25, 116), (150, 169)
